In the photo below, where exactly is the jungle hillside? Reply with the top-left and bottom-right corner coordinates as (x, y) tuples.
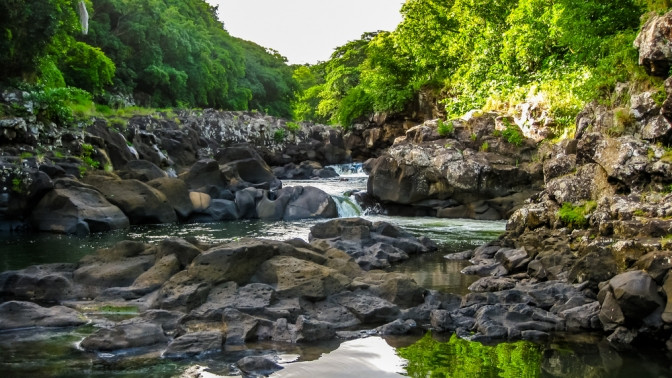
(2, 0), (672, 138)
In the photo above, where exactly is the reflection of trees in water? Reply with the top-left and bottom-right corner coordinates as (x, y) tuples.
(390, 253), (479, 295)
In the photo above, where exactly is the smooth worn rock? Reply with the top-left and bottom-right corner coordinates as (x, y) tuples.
(147, 177), (194, 219)
(118, 159), (167, 182)
(163, 331), (223, 358)
(236, 355), (283, 376)
(80, 320), (168, 351)
(254, 256), (350, 300)
(30, 186), (129, 234)
(83, 175), (177, 224)
(605, 270), (664, 320)
(0, 301), (87, 330)
(0, 263), (77, 302)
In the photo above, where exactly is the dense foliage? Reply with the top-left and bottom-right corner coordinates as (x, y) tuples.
(0, 0), (297, 116)
(398, 333), (542, 377)
(293, 0), (671, 133)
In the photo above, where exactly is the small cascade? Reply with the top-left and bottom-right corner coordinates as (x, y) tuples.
(332, 195), (363, 217)
(327, 163), (366, 177)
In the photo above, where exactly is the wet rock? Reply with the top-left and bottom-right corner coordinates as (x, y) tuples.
(254, 256), (350, 300)
(331, 291), (400, 323)
(561, 301), (602, 331)
(84, 175), (177, 224)
(0, 301), (87, 330)
(155, 238), (202, 269)
(222, 307), (261, 344)
(282, 186), (338, 221)
(30, 186), (129, 234)
(662, 274), (672, 323)
(309, 218), (436, 270)
(163, 331), (223, 358)
(468, 277), (517, 293)
(147, 177), (194, 219)
(74, 241), (155, 292)
(294, 314), (336, 342)
(118, 159), (167, 182)
(80, 319), (168, 351)
(471, 303), (563, 342)
(351, 271), (425, 308)
(273, 160), (339, 179)
(0, 263), (78, 302)
(236, 355), (283, 376)
(188, 239), (288, 285)
(602, 270), (664, 320)
(130, 254), (181, 293)
(377, 318), (416, 335)
(215, 145), (281, 190)
(156, 271), (210, 312)
(606, 326), (637, 351)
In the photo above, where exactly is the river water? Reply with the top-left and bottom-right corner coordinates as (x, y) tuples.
(1, 171), (671, 377)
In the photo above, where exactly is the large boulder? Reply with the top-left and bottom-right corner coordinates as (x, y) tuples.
(0, 263), (78, 302)
(147, 177), (194, 219)
(634, 11), (672, 77)
(0, 301), (87, 330)
(282, 186), (338, 220)
(30, 183), (129, 235)
(79, 319), (168, 351)
(215, 145), (281, 190)
(118, 159), (167, 182)
(254, 256), (351, 300)
(83, 175), (177, 224)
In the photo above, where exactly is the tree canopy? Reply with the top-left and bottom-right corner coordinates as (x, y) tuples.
(0, 0), (298, 116)
(293, 0), (668, 132)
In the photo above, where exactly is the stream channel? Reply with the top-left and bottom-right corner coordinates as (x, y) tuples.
(1, 167), (671, 377)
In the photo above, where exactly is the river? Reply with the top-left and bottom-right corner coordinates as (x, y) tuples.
(0, 171), (671, 377)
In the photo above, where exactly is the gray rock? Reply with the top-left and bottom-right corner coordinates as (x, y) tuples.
(236, 355), (283, 376)
(30, 186), (129, 234)
(634, 10), (672, 76)
(0, 301), (87, 330)
(80, 320), (168, 351)
(118, 159), (167, 182)
(0, 263), (77, 302)
(163, 331), (222, 358)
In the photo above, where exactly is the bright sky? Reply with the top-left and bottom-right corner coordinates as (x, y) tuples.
(206, 0), (405, 65)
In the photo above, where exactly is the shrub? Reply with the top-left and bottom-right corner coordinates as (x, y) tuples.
(437, 119), (454, 136)
(286, 121), (301, 133)
(273, 129), (286, 143)
(502, 121), (524, 146)
(558, 201), (597, 229)
(480, 141), (489, 152)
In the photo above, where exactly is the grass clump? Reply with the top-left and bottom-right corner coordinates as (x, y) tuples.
(437, 119), (454, 137)
(558, 201), (597, 229)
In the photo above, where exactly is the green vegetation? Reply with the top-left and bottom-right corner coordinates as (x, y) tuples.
(502, 121), (525, 146)
(480, 141), (490, 152)
(78, 143), (100, 176)
(558, 201), (598, 229)
(661, 234), (672, 248)
(1, 0), (298, 121)
(293, 0), (669, 133)
(398, 333), (542, 377)
(273, 129), (286, 143)
(437, 119), (454, 136)
(286, 121), (301, 133)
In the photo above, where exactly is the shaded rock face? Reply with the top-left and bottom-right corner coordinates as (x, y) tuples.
(30, 181), (129, 234)
(365, 115), (542, 220)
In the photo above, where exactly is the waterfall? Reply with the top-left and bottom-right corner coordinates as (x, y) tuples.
(332, 195), (363, 218)
(78, 1), (89, 35)
(326, 163), (366, 177)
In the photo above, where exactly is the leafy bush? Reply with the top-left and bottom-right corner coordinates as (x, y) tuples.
(26, 86), (92, 125)
(273, 129), (286, 143)
(437, 119), (454, 136)
(558, 201), (597, 229)
(286, 121), (301, 133)
(502, 121), (524, 146)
